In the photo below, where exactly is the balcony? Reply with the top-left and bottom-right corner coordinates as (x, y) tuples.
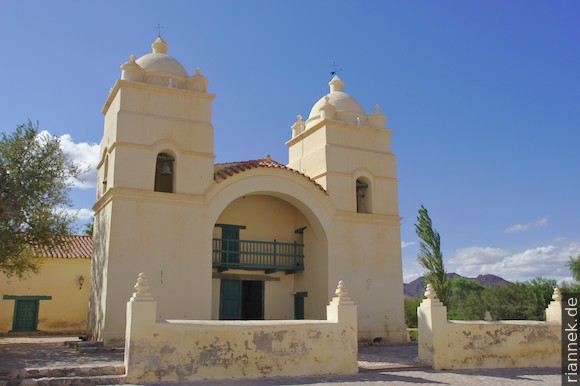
(212, 238), (304, 274)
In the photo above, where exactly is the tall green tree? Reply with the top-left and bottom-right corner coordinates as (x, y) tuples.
(415, 205), (448, 305)
(0, 121), (80, 278)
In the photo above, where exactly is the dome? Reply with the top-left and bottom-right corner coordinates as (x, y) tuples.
(308, 75), (365, 119)
(135, 37), (188, 78)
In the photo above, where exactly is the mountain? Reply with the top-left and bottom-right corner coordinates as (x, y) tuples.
(403, 273), (511, 298)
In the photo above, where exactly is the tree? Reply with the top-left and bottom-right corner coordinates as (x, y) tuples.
(0, 121), (80, 278)
(525, 277), (557, 320)
(482, 283), (539, 320)
(568, 255), (580, 282)
(446, 276), (485, 320)
(415, 205), (448, 305)
(404, 297), (422, 328)
(83, 221), (94, 236)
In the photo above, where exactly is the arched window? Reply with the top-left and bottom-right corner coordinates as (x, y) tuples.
(356, 178), (371, 214)
(154, 153), (174, 193)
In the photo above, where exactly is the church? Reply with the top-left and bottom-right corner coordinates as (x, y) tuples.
(88, 37), (406, 345)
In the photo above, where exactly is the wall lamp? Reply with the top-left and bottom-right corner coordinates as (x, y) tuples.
(78, 275), (85, 290)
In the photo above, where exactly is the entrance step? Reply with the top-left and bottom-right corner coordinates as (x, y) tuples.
(65, 341), (123, 354)
(5, 374), (125, 385)
(4, 365), (125, 386)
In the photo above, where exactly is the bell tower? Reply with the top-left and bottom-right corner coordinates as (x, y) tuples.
(97, 37), (215, 197)
(89, 37), (216, 343)
(287, 75), (398, 217)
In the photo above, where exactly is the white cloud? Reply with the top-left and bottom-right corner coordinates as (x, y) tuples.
(447, 242), (580, 282)
(401, 241), (417, 248)
(504, 216), (548, 234)
(38, 130), (99, 189)
(75, 208), (95, 221)
(449, 246), (508, 266)
(56, 207), (94, 221)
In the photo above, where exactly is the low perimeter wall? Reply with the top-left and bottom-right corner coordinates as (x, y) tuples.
(124, 274), (358, 383)
(418, 284), (562, 370)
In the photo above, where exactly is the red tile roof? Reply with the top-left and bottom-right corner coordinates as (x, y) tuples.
(214, 156), (327, 194)
(37, 235), (92, 259)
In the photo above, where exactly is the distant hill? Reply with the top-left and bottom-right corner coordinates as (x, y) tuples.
(404, 273), (511, 298)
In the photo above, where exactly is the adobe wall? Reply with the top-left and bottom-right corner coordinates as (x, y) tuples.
(418, 284), (562, 370)
(124, 275), (358, 383)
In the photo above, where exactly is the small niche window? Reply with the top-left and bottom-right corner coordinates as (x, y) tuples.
(356, 178), (371, 214)
(102, 155), (109, 194)
(154, 153), (174, 193)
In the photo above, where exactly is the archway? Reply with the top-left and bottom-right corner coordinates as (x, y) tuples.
(206, 170), (332, 321)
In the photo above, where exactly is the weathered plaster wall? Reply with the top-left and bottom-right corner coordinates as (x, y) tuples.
(99, 193), (212, 345)
(418, 285), (562, 370)
(1, 258), (90, 332)
(125, 276), (358, 383)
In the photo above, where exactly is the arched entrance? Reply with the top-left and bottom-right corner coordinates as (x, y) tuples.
(206, 170), (331, 321)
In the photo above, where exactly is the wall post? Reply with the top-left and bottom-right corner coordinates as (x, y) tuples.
(545, 287), (562, 324)
(124, 273), (157, 383)
(417, 283), (447, 369)
(326, 280), (358, 374)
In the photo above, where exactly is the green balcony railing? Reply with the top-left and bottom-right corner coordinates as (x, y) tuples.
(212, 238), (304, 274)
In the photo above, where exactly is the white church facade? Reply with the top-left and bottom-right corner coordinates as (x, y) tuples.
(88, 37), (406, 345)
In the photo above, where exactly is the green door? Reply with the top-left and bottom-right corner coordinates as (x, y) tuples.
(294, 292), (308, 320)
(219, 280), (242, 320)
(219, 280), (264, 320)
(13, 299), (39, 331)
(221, 227), (240, 264)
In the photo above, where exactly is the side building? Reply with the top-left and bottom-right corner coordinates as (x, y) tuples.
(88, 37), (406, 345)
(0, 236), (92, 334)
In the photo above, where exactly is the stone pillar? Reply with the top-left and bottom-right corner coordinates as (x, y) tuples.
(368, 104), (387, 129)
(327, 280), (357, 323)
(545, 287), (562, 324)
(125, 273), (157, 383)
(326, 280), (358, 374)
(417, 284), (447, 369)
(291, 115), (305, 138)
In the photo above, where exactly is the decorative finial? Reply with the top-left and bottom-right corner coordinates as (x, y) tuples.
(196, 67), (202, 76)
(151, 37), (169, 54)
(130, 272), (154, 302)
(297, 114), (303, 123)
(135, 273), (150, 293)
(335, 280), (348, 298)
(374, 104), (380, 113)
(552, 287), (562, 302)
(324, 95), (331, 105)
(130, 54), (136, 62)
(328, 75), (344, 93)
(265, 154), (271, 161)
(484, 311), (493, 321)
(330, 280), (354, 305)
(424, 283), (437, 300)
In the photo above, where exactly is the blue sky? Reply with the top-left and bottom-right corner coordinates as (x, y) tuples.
(1, 1), (579, 283)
